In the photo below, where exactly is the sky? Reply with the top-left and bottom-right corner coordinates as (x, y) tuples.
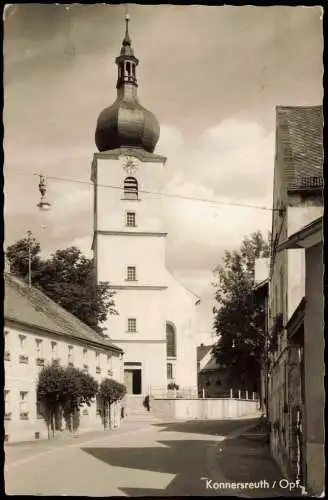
(4, 4), (323, 344)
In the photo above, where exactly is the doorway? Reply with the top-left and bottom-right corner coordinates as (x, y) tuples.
(124, 369), (142, 394)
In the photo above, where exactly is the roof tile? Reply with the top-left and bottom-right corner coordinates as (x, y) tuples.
(276, 105), (323, 190)
(4, 273), (122, 353)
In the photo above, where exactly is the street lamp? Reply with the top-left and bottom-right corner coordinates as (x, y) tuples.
(37, 176), (51, 211)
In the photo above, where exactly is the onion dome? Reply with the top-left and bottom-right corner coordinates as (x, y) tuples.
(95, 15), (160, 153)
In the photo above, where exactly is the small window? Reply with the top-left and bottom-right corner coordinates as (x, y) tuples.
(167, 363), (173, 380)
(96, 352), (100, 362)
(20, 391), (29, 420)
(36, 339), (43, 356)
(124, 177), (138, 200)
(19, 335), (26, 349)
(51, 341), (57, 354)
(128, 318), (137, 333)
(68, 345), (73, 361)
(83, 348), (88, 360)
(127, 266), (136, 281)
(126, 211), (136, 227)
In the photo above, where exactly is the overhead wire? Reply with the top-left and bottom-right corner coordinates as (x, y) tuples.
(6, 167), (277, 212)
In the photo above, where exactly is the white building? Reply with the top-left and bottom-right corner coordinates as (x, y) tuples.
(91, 16), (200, 398)
(4, 272), (123, 443)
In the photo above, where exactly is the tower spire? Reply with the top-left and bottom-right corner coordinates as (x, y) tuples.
(123, 10), (131, 46)
(116, 8), (138, 89)
(94, 5), (160, 153)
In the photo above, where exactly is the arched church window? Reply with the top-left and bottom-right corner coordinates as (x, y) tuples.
(166, 323), (176, 358)
(124, 177), (138, 200)
(126, 62), (131, 76)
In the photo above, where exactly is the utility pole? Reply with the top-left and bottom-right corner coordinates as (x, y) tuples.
(27, 230), (32, 288)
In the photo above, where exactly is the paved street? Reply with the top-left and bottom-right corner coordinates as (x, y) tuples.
(5, 417), (265, 496)
(6, 416), (300, 497)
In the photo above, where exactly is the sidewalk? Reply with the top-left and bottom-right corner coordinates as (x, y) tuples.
(5, 419), (162, 467)
(211, 424), (304, 498)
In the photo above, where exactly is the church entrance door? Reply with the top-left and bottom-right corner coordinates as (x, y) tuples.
(124, 369), (142, 394)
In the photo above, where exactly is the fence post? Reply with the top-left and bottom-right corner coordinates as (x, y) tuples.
(230, 388), (233, 398)
(238, 389), (241, 399)
(252, 392), (255, 401)
(245, 390), (248, 400)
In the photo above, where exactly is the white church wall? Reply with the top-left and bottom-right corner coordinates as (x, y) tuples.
(97, 235), (167, 286)
(165, 273), (198, 392)
(96, 157), (166, 233)
(105, 289), (166, 342)
(119, 342), (167, 394)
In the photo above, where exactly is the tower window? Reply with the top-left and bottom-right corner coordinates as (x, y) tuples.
(128, 318), (137, 333)
(127, 266), (136, 281)
(167, 363), (173, 380)
(124, 177), (138, 200)
(166, 323), (176, 358)
(126, 211), (136, 227)
(126, 62), (131, 76)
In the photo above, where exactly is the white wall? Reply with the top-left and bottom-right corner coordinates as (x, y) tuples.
(288, 205), (323, 238)
(287, 249), (305, 321)
(121, 342), (167, 394)
(254, 258), (269, 284)
(286, 205), (323, 321)
(106, 289), (166, 341)
(96, 157), (166, 234)
(97, 235), (167, 286)
(165, 273), (198, 391)
(152, 398), (259, 420)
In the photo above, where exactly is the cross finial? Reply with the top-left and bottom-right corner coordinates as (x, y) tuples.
(123, 5), (131, 46)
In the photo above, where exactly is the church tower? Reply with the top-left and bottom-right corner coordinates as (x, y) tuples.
(91, 15), (168, 395)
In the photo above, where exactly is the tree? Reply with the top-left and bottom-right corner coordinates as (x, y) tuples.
(6, 237), (117, 334)
(37, 364), (98, 437)
(60, 367), (98, 432)
(37, 364), (66, 439)
(98, 379), (126, 430)
(212, 231), (270, 393)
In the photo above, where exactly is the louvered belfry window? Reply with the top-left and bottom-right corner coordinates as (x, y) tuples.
(166, 323), (176, 358)
(124, 177), (138, 200)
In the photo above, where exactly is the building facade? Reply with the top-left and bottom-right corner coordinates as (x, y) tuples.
(267, 106), (323, 480)
(277, 217), (324, 496)
(4, 273), (123, 443)
(91, 16), (199, 397)
(197, 344), (231, 398)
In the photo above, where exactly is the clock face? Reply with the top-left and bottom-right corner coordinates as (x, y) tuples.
(122, 156), (138, 175)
